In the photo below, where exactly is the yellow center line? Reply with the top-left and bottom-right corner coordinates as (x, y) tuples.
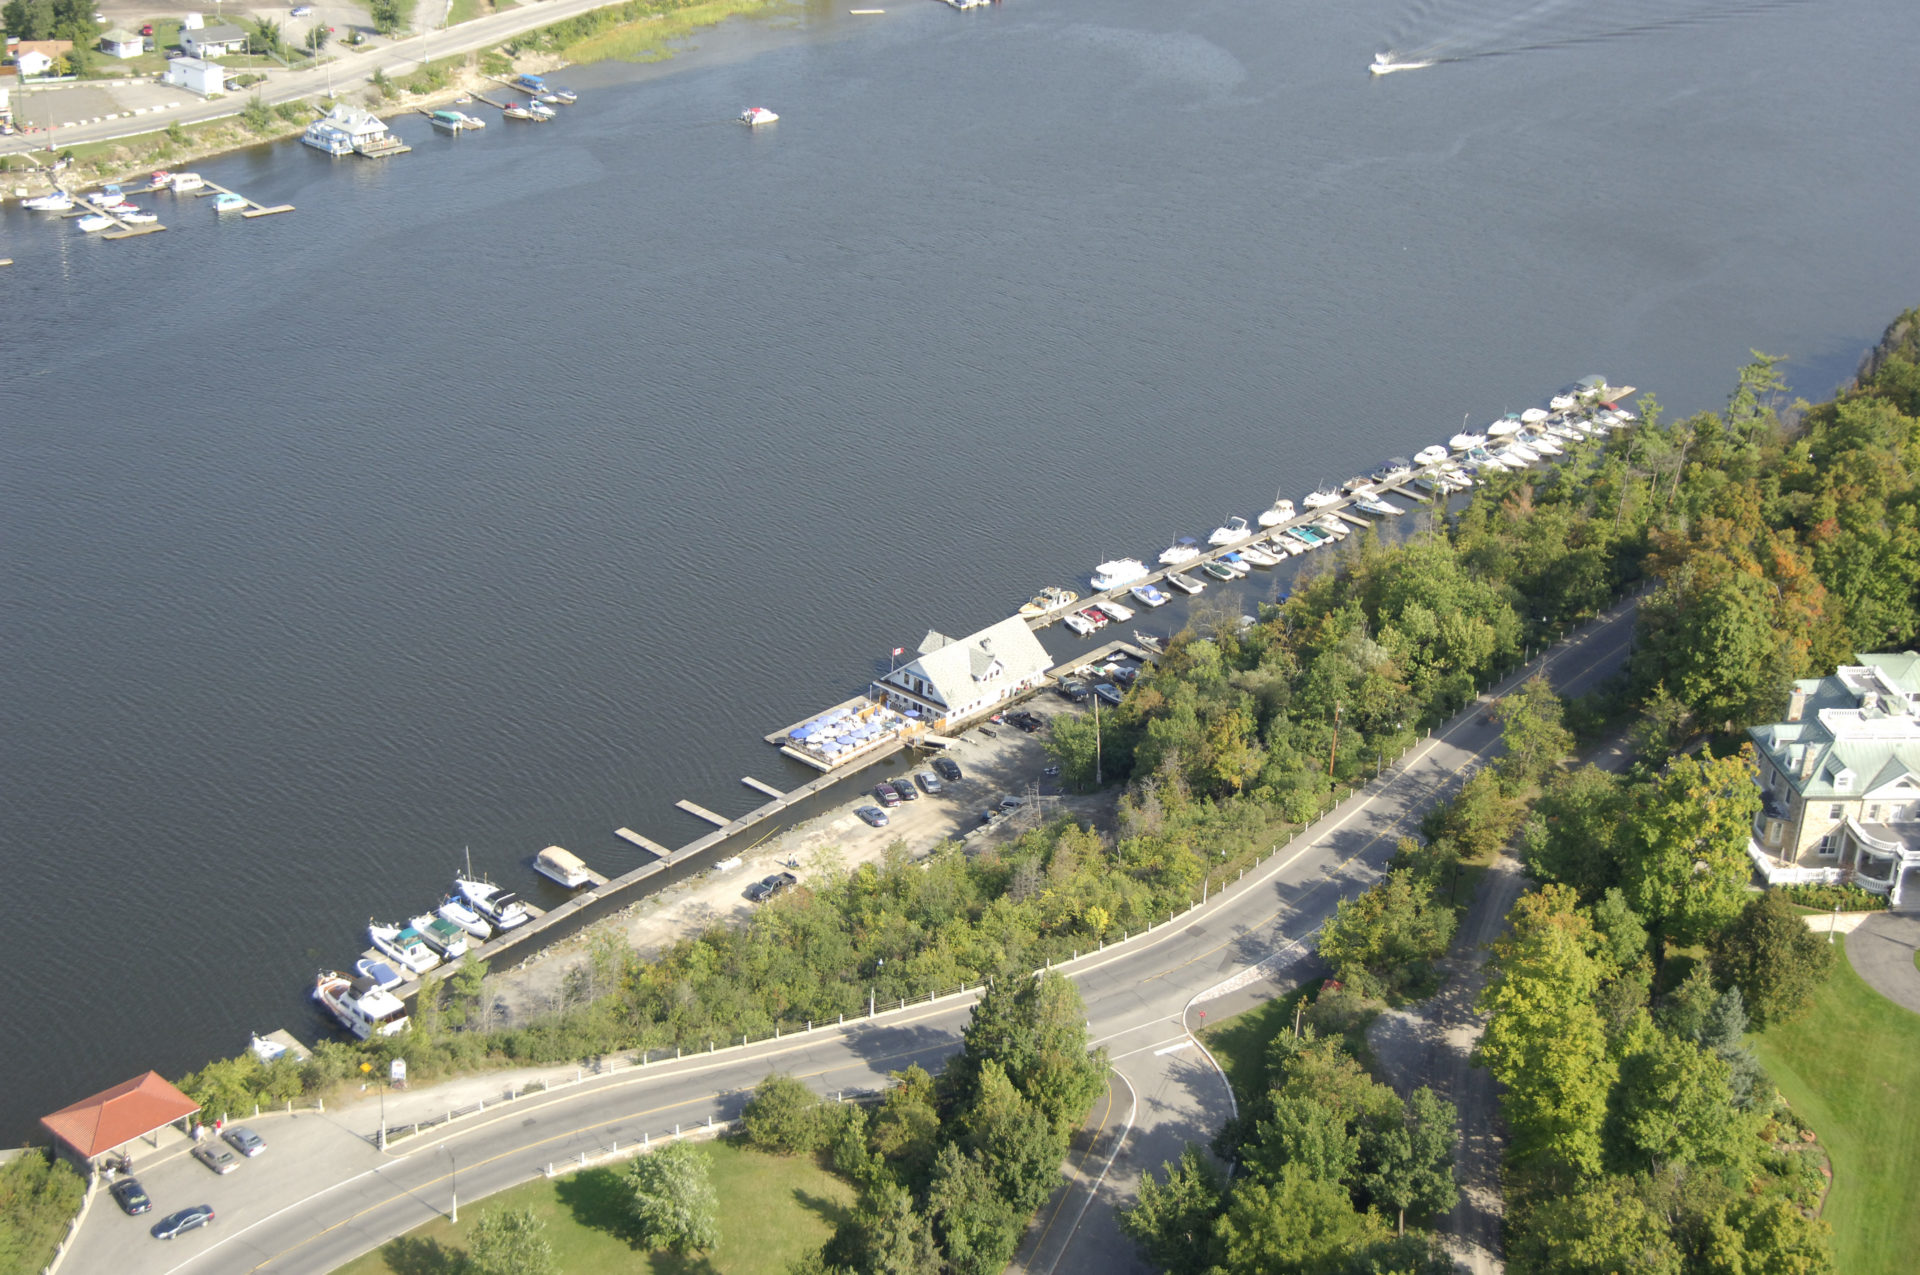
(1022, 1070), (1119, 1262)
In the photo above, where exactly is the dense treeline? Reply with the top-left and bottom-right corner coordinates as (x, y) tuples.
(737, 972), (1106, 1275)
(1122, 989), (1460, 1275)
(0, 1150), (84, 1275)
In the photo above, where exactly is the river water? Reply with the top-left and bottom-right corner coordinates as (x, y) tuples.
(3, 0), (1915, 1140)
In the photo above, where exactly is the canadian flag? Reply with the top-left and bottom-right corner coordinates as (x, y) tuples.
(891, 647), (905, 657)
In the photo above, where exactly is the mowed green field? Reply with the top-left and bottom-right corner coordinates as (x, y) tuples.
(334, 1138), (854, 1275)
(1753, 938), (1920, 1275)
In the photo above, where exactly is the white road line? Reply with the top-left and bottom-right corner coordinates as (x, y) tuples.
(1152, 1040), (1196, 1056)
(1033, 1066), (1138, 1275)
(159, 1164), (387, 1275)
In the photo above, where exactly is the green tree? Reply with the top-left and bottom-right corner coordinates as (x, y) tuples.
(960, 1060), (1066, 1212)
(1620, 750), (1762, 947)
(1242, 1093), (1361, 1189)
(367, 0), (413, 35)
(466, 1205), (556, 1275)
(1699, 1195), (1836, 1275)
(1316, 868), (1455, 1000)
(625, 1141), (718, 1255)
(1506, 1176), (1683, 1275)
(869, 1064), (942, 1191)
(1522, 767), (1631, 902)
(1711, 889), (1836, 1028)
(1118, 1145), (1225, 1275)
(251, 16), (283, 56)
(853, 1179), (940, 1275)
(924, 1143), (1023, 1275)
(1359, 1086), (1458, 1235)
(1044, 712), (1108, 789)
(1479, 886), (1617, 1177)
(943, 972), (1104, 1138)
(741, 1073), (835, 1155)
(1607, 1027), (1758, 1176)
(240, 94), (275, 133)
(0, 1150), (85, 1275)
(1214, 1163), (1390, 1275)
(1494, 676), (1574, 792)
(304, 23), (330, 53)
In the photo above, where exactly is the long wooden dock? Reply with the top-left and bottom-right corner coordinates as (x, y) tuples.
(196, 178), (294, 219)
(616, 827), (672, 857)
(675, 799), (731, 828)
(741, 776), (785, 799)
(57, 186), (166, 239)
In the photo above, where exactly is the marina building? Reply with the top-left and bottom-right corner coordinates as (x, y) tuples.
(871, 616), (1054, 732)
(1747, 652), (1920, 904)
(41, 1071), (199, 1174)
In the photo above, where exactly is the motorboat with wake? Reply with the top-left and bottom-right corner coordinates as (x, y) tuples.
(457, 877), (530, 929)
(313, 970), (410, 1039)
(1370, 51), (1436, 75)
(740, 107), (779, 125)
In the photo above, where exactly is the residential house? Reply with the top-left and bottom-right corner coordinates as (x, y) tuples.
(163, 56), (225, 97)
(178, 23), (249, 59)
(13, 39), (74, 77)
(871, 615), (1054, 732)
(1747, 652), (1920, 904)
(98, 28), (143, 59)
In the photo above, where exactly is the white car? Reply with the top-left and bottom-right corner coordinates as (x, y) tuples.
(291, 3), (314, 13)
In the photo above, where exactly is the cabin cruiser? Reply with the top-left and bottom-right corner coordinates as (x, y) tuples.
(1019, 586), (1079, 616)
(1091, 558), (1149, 591)
(23, 192), (74, 212)
(407, 914), (471, 958)
(213, 192), (247, 212)
(370, 922), (442, 974)
(119, 209), (158, 224)
(1486, 418), (1522, 438)
(1520, 408), (1549, 424)
(1370, 51), (1436, 75)
(1550, 394), (1578, 411)
(1208, 516), (1251, 545)
(1372, 459), (1414, 485)
(314, 970), (409, 1039)
(1449, 431), (1486, 450)
(170, 172), (206, 192)
(1238, 545), (1280, 567)
(1354, 495), (1404, 517)
(438, 894), (494, 941)
(1063, 612), (1096, 636)
(1201, 561), (1237, 583)
(75, 214), (114, 232)
(1258, 495), (1297, 527)
(1413, 445), (1450, 466)
(740, 106), (779, 125)
(456, 877), (530, 930)
(1165, 571), (1205, 595)
(1159, 538), (1203, 566)
(1302, 488), (1341, 509)
(1098, 600), (1134, 622)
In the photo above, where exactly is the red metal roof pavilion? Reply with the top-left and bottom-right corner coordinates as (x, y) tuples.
(41, 1071), (200, 1163)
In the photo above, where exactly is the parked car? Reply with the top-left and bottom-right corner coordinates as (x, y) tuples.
(745, 873), (795, 903)
(1111, 665), (1139, 685)
(889, 778), (919, 802)
(914, 771), (943, 795)
(139, 22), (153, 33)
(1058, 679), (1089, 702)
(110, 1177), (152, 1215)
(191, 1144), (238, 1175)
(290, 3), (314, 13)
(855, 805), (889, 828)
(151, 1205), (214, 1240)
(998, 795), (1025, 812)
(1094, 684), (1124, 707)
(932, 756), (963, 782)
(873, 783), (901, 808)
(222, 1126), (265, 1157)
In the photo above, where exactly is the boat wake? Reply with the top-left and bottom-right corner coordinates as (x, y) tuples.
(1373, 0), (1815, 72)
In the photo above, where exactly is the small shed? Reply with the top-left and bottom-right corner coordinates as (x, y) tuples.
(41, 1071), (200, 1172)
(99, 28), (143, 59)
(164, 56), (226, 97)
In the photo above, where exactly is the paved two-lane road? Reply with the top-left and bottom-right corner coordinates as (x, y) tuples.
(67, 599), (1639, 1275)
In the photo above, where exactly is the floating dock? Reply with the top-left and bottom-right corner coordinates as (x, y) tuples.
(675, 799), (731, 828)
(196, 178), (294, 219)
(616, 827), (672, 858)
(741, 776), (785, 799)
(59, 188), (166, 239)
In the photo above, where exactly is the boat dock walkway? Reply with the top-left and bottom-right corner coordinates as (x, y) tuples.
(195, 178), (294, 219)
(616, 827), (672, 858)
(741, 776), (786, 799)
(675, 799), (731, 828)
(57, 187), (166, 239)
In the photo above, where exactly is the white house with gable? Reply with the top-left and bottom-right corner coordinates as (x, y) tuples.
(1748, 652), (1920, 904)
(871, 616), (1053, 732)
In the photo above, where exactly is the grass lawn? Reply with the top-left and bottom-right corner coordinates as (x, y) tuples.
(1752, 937), (1920, 1275)
(334, 1138), (854, 1275)
(1199, 989), (1310, 1109)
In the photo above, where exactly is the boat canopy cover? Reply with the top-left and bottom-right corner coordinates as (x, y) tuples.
(539, 846), (587, 874)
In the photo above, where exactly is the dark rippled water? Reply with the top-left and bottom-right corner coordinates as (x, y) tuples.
(3, 0), (1915, 1139)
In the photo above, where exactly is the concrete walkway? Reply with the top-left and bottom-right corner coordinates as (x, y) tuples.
(1846, 911), (1920, 1016)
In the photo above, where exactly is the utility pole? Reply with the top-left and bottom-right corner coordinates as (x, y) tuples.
(1094, 694), (1103, 786)
(1327, 703), (1341, 776)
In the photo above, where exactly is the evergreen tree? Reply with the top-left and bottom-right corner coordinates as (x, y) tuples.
(1118, 1145), (1225, 1275)
(1711, 889), (1836, 1028)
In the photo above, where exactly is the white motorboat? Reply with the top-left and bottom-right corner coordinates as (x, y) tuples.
(1130, 584), (1169, 608)
(119, 210), (158, 224)
(1165, 571), (1206, 595)
(313, 970), (410, 1040)
(1549, 393), (1578, 411)
(75, 214), (114, 232)
(1239, 545), (1280, 567)
(1258, 495), (1296, 527)
(1302, 488), (1341, 509)
(1487, 418), (1522, 438)
(1370, 51), (1436, 75)
(456, 877), (530, 930)
(1413, 445), (1450, 466)
(1090, 558), (1149, 591)
(370, 922), (442, 974)
(526, 99), (557, 120)
(1502, 442), (1540, 464)
(1075, 606), (1110, 630)
(1096, 600), (1132, 622)
(23, 192), (74, 212)
(1159, 538), (1203, 566)
(1520, 407), (1549, 424)
(1215, 556), (1250, 577)
(1449, 432), (1486, 450)
(1018, 586), (1080, 616)
(1612, 408), (1639, 423)
(437, 894), (493, 941)
(407, 914), (471, 959)
(1315, 516), (1352, 538)
(171, 172), (206, 192)
(1063, 612), (1096, 636)
(1208, 515), (1252, 545)
(1522, 433), (1563, 456)
(534, 845), (594, 888)
(739, 106), (779, 125)
(1355, 496), (1404, 517)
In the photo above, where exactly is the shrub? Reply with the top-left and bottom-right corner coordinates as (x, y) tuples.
(1775, 883), (1887, 912)
(0, 1149), (85, 1273)
(740, 1073), (840, 1155)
